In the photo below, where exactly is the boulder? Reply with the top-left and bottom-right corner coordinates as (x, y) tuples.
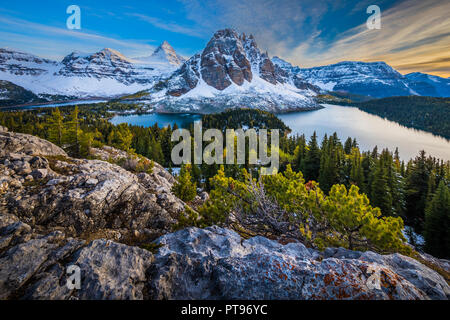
(69, 240), (153, 300)
(147, 227), (450, 300)
(0, 130), (67, 157)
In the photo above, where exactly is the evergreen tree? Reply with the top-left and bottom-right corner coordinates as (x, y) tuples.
(293, 134), (307, 173)
(349, 148), (365, 189)
(47, 108), (64, 146)
(304, 132), (321, 181)
(370, 158), (393, 216)
(79, 131), (94, 157)
(108, 123), (133, 152)
(344, 137), (353, 154)
(172, 164), (197, 202)
(424, 181), (450, 258)
(405, 150), (430, 233)
(65, 106), (82, 156)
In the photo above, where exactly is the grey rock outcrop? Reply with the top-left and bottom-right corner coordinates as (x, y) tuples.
(148, 227), (450, 300)
(0, 130), (67, 158)
(0, 130), (184, 238)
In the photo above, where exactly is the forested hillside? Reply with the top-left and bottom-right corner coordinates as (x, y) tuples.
(0, 105), (449, 258)
(353, 96), (450, 139)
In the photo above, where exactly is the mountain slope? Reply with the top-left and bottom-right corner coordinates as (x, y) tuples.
(293, 60), (449, 98)
(141, 29), (319, 113)
(0, 43), (184, 99)
(297, 61), (415, 98)
(0, 80), (44, 107)
(405, 72), (450, 97)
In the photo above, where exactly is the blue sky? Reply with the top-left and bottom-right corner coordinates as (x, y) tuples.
(0, 0), (449, 76)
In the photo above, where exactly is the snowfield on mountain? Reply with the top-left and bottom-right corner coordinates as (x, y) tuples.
(0, 42), (184, 98)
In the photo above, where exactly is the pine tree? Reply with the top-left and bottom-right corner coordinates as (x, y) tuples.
(304, 132), (321, 181)
(172, 164), (197, 202)
(47, 108), (64, 146)
(424, 181), (450, 258)
(293, 134), (307, 173)
(405, 150), (430, 233)
(109, 123), (133, 152)
(79, 131), (94, 157)
(350, 148), (365, 189)
(370, 159), (393, 216)
(344, 137), (353, 154)
(65, 106), (82, 156)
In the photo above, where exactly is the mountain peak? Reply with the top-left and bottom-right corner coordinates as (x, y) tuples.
(97, 48), (131, 62)
(212, 28), (240, 39)
(135, 41), (185, 66)
(154, 41), (175, 54)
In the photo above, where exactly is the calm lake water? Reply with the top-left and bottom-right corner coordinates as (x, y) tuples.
(111, 104), (450, 161)
(110, 113), (202, 128)
(3, 100), (107, 111)
(278, 104), (450, 161)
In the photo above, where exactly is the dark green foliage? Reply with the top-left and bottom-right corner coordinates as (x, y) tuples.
(303, 131), (321, 181)
(202, 108), (291, 136)
(424, 181), (450, 258)
(172, 164), (197, 202)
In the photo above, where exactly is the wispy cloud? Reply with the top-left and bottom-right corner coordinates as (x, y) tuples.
(282, 0), (450, 77)
(0, 15), (156, 59)
(178, 0), (450, 77)
(128, 13), (205, 38)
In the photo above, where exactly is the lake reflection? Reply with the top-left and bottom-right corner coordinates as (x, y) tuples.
(278, 104), (450, 161)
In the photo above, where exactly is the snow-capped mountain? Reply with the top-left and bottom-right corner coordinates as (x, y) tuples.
(404, 72), (450, 97)
(134, 41), (185, 67)
(296, 61), (415, 98)
(142, 29), (319, 113)
(0, 43), (184, 98)
(289, 60), (449, 98)
(1, 31), (448, 106)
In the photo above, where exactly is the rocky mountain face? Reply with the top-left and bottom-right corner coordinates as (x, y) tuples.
(0, 48), (59, 77)
(293, 60), (449, 98)
(1, 32), (448, 104)
(0, 43), (184, 99)
(57, 48), (149, 85)
(0, 127), (449, 300)
(297, 61), (412, 98)
(144, 29), (319, 113)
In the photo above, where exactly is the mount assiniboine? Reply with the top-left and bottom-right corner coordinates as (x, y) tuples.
(0, 28), (449, 110)
(140, 29), (321, 113)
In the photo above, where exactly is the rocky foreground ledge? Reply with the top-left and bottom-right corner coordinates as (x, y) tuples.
(0, 126), (449, 300)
